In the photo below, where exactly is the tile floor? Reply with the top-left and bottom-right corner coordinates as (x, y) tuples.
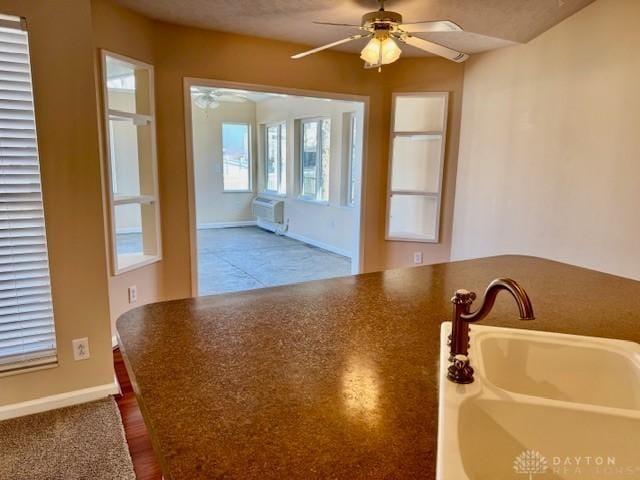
(116, 226), (352, 295)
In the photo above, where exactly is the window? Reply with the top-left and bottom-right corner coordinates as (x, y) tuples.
(102, 51), (161, 274)
(0, 15), (58, 373)
(299, 118), (330, 202)
(264, 122), (286, 194)
(386, 92), (448, 242)
(346, 113), (358, 206)
(222, 123), (251, 192)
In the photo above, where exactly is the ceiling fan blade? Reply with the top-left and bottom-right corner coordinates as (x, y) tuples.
(313, 21), (361, 28)
(397, 34), (469, 63)
(291, 34), (370, 59)
(399, 20), (463, 33)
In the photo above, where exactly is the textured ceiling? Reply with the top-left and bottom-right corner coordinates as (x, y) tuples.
(113, 0), (595, 57)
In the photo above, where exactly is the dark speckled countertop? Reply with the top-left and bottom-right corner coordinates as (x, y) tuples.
(116, 255), (640, 479)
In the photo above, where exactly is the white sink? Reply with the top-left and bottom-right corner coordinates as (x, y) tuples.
(476, 327), (640, 410)
(458, 398), (640, 480)
(437, 322), (640, 480)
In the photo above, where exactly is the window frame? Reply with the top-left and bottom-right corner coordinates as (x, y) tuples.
(263, 121), (286, 196)
(385, 92), (449, 243)
(0, 14), (59, 374)
(221, 121), (252, 193)
(101, 50), (162, 275)
(298, 117), (330, 203)
(346, 112), (358, 207)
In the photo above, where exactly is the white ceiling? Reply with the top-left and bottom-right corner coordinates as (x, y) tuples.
(190, 86), (275, 102)
(113, 0), (594, 57)
(190, 87), (363, 105)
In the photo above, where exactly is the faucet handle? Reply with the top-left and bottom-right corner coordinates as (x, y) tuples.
(447, 354), (475, 384)
(451, 289), (477, 305)
(452, 354), (469, 368)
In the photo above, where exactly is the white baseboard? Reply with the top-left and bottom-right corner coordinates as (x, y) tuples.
(285, 231), (352, 258)
(197, 220), (257, 230)
(112, 335), (118, 350)
(256, 218), (280, 233)
(0, 381), (120, 421)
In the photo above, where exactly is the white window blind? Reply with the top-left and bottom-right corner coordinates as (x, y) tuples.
(0, 15), (57, 373)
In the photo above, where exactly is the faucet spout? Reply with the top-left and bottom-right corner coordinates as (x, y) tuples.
(462, 278), (535, 324)
(447, 277), (535, 384)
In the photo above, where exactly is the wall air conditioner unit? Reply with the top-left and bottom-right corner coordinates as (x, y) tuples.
(252, 197), (284, 225)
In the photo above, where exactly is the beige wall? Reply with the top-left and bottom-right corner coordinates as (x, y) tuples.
(386, 58), (465, 268)
(451, 0), (640, 280)
(192, 100), (257, 225)
(1, 0), (466, 405)
(154, 23), (381, 302)
(91, 0), (465, 329)
(0, 0), (114, 405)
(91, 0), (165, 334)
(256, 96), (364, 257)
(152, 23), (465, 302)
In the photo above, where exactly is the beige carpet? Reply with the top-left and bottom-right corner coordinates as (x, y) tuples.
(0, 397), (135, 480)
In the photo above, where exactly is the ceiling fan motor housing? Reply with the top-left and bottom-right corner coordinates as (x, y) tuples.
(361, 10), (402, 29)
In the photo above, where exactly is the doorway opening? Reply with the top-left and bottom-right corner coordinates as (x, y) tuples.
(185, 80), (367, 296)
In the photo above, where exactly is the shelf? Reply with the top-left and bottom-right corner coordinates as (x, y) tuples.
(386, 233), (438, 243)
(108, 109), (152, 126)
(113, 194), (155, 206)
(393, 131), (443, 139)
(116, 252), (160, 273)
(389, 191), (439, 197)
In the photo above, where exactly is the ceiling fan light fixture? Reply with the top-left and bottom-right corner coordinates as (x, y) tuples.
(359, 38), (379, 64)
(194, 94), (220, 110)
(360, 36), (401, 66)
(380, 36), (402, 64)
(292, 2), (470, 67)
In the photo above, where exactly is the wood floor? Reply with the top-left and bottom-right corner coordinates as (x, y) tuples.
(114, 348), (163, 480)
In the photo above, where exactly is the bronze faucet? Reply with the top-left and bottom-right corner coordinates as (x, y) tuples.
(447, 278), (535, 384)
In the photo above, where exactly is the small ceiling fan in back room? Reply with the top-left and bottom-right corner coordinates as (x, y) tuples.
(191, 87), (248, 110)
(291, 0), (478, 71)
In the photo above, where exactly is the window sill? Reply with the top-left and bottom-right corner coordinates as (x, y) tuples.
(385, 234), (439, 244)
(115, 253), (161, 275)
(222, 190), (254, 194)
(259, 191), (287, 198)
(0, 359), (58, 378)
(295, 197), (330, 206)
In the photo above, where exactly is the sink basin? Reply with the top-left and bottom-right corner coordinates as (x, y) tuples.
(475, 328), (640, 410)
(436, 322), (640, 480)
(459, 398), (640, 480)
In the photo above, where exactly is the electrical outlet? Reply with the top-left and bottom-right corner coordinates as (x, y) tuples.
(128, 285), (138, 304)
(72, 337), (90, 361)
(413, 252), (423, 265)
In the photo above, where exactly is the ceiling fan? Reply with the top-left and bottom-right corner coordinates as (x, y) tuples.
(291, 0), (471, 70)
(191, 87), (249, 110)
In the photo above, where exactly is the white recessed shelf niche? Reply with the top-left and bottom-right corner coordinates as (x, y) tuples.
(101, 51), (162, 274)
(386, 92), (448, 243)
